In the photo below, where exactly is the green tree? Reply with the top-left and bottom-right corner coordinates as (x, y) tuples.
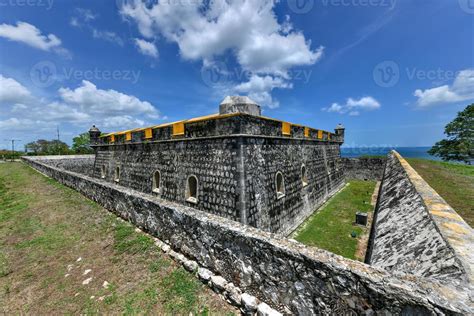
(72, 132), (94, 154)
(25, 139), (70, 155)
(429, 104), (473, 164)
(25, 141), (41, 154)
(49, 140), (70, 155)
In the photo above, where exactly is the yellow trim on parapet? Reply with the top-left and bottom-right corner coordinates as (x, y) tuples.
(172, 122), (185, 136)
(144, 128), (153, 139)
(282, 122), (291, 136)
(100, 111), (334, 141)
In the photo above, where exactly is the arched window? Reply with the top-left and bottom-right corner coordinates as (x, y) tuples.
(186, 175), (198, 204)
(301, 165), (308, 187)
(101, 165), (106, 179)
(275, 172), (285, 199)
(114, 166), (120, 183)
(152, 170), (161, 193)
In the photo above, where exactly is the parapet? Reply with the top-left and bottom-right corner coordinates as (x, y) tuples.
(367, 151), (474, 284)
(95, 96), (345, 145)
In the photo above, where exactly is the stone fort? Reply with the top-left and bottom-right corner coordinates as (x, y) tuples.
(22, 96), (473, 314)
(90, 96), (346, 235)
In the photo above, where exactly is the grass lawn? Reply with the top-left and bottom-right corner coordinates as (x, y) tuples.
(292, 180), (376, 260)
(0, 162), (237, 315)
(406, 159), (474, 227)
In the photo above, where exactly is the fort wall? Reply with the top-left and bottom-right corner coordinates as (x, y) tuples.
(95, 138), (243, 224)
(29, 155), (96, 176)
(342, 157), (386, 180)
(367, 151), (474, 286)
(93, 113), (345, 235)
(244, 139), (344, 235)
(22, 155), (473, 314)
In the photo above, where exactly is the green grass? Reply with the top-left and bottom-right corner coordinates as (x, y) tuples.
(15, 224), (77, 253)
(0, 162), (236, 314)
(113, 221), (155, 255)
(0, 251), (9, 277)
(407, 159), (474, 227)
(160, 268), (200, 314)
(293, 180), (376, 260)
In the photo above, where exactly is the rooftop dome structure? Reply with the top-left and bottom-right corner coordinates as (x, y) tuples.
(219, 96), (261, 116)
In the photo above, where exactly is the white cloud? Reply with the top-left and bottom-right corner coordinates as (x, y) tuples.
(234, 75), (292, 108)
(70, 8), (97, 27)
(42, 102), (91, 122)
(71, 8), (123, 46)
(102, 116), (145, 129)
(92, 29), (124, 46)
(346, 96), (381, 110)
(323, 96), (381, 115)
(76, 8), (97, 22)
(134, 38), (158, 58)
(0, 75), (31, 104)
(58, 80), (159, 118)
(0, 21), (68, 56)
(414, 69), (474, 107)
(0, 75), (162, 136)
(0, 118), (29, 130)
(120, 0), (322, 107)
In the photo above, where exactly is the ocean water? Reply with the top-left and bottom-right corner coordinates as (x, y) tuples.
(341, 147), (441, 161)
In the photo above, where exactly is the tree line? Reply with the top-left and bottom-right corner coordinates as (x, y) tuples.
(23, 132), (94, 156)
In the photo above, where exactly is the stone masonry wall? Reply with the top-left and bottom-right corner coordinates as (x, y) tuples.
(93, 135), (344, 236)
(244, 138), (344, 235)
(31, 155), (95, 176)
(94, 138), (242, 223)
(342, 157), (386, 180)
(367, 151), (473, 286)
(22, 156), (473, 314)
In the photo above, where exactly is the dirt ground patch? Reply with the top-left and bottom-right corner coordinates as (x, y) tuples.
(0, 162), (237, 315)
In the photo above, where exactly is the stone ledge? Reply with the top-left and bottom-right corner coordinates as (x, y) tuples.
(21, 156), (474, 314)
(393, 151), (474, 284)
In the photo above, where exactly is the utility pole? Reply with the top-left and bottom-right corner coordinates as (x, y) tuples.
(57, 126), (60, 155)
(4, 139), (21, 162)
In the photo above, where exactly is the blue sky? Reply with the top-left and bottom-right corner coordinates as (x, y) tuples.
(0, 0), (473, 150)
